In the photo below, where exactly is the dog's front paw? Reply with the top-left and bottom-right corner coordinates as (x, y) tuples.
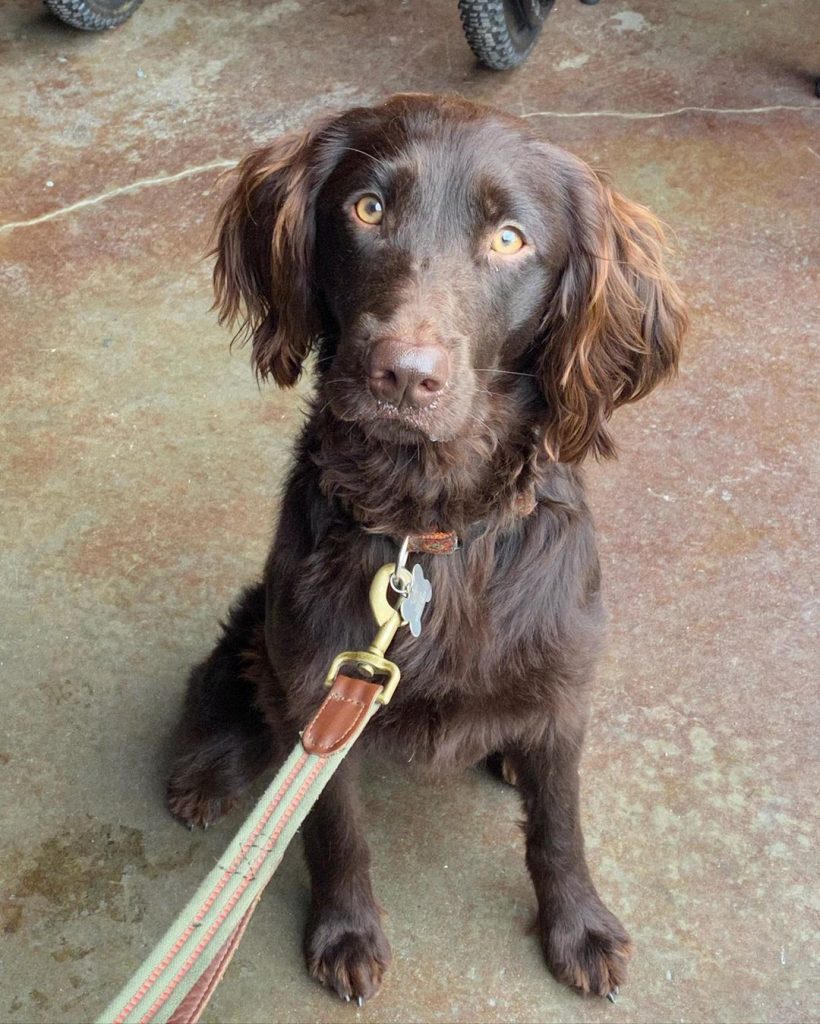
(166, 735), (252, 829)
(540, 897), (633, 999)
(305, 908), (391, 1005)
(166, 757), (238, 829)
(166, 784), (237, 830)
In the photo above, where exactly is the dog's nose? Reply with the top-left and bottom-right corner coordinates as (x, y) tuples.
(366, 339), (450, 409)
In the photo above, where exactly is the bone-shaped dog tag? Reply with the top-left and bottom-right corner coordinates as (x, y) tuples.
(399, 563), (433, 638)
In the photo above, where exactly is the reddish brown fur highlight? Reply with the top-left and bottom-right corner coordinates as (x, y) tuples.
(538, 161), (687, 461)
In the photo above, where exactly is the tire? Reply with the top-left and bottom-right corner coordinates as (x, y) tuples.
(459, 0), (555, 70)
(43, 0), (145, 31)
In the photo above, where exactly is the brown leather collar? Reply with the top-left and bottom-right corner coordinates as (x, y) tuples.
(403, 492), (538, 555)
(406, 531), (461, 554)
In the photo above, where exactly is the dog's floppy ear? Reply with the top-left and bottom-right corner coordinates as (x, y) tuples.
(536, 154), (688, 462)
(212, 114), (339, 386)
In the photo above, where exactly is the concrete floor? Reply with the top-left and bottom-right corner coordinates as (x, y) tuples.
(1, 1), (818, 1022)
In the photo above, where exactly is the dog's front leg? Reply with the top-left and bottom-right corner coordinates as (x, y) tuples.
(302, 754), (390, 1004)
(509, 723), (633, 999)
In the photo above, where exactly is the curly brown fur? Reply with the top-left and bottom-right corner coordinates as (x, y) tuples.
(167, 93), (686, 1004)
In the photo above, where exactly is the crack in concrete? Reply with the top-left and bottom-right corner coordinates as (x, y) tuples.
(1, 103), (817, 235)
(0, 158), (237, 236)
(522, 103), (819, 121)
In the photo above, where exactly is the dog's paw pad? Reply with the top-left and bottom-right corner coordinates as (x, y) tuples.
(306, 917), (391, 1004)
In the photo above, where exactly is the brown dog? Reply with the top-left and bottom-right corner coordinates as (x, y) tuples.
(166, 93), (687, 1004)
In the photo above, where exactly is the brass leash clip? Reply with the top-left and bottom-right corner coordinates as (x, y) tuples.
(323, 538), (432, 705)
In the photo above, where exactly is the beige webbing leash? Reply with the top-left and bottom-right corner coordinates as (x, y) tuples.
(98, 545), (434, 1024)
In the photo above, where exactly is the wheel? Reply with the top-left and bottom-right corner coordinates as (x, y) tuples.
(459, 0), (555, 70)
(43, 0), (145, 31)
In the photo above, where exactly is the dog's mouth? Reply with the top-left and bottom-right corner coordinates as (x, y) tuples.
(346, 396), (446, 442)
(324, 380), (458, 444)
(366, 400), (449, 443)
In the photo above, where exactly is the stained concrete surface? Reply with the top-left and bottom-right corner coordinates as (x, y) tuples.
(1, 1), (818, 1021)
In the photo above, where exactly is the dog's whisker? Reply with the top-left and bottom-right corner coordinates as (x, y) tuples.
(473, 368), (537, 378)
(338, 146), (395, 177)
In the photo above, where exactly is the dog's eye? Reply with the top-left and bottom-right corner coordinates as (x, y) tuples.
(354, 194), (384, 225)
(491, 226), (526, 255)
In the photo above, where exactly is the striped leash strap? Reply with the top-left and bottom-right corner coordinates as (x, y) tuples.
(99, 674), (382, 1024)
(98, 551), (434, 1024)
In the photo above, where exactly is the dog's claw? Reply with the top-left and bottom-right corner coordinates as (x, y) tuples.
(344, 995), (350, 1003)
(607, 990), (618, 1003)
(357, 995), (364, 1007)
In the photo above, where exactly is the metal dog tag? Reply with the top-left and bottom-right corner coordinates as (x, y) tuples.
(398, 563), (433, 638)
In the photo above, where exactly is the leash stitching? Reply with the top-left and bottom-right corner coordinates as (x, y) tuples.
(138, 758), (327, 1022)
(112, 752), (310, 1023)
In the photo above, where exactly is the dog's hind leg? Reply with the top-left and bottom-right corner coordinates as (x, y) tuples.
(166, 583), (278, 829)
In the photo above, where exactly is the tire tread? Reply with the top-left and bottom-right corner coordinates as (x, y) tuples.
(43, 0), (144, 32)
(458, 0), (546, 70)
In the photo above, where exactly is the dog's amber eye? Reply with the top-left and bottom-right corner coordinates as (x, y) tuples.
(354, 194), (384, 225)
(491, 226), (525, 255)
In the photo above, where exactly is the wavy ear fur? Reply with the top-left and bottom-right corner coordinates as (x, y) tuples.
(212, 115), (340, 385)
(538, 155), (688, 462)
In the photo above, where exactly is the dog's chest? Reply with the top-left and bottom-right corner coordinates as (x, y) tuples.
(298, 532), (579, 684)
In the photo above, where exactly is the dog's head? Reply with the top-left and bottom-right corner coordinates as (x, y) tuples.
(214, 94), (686, 461)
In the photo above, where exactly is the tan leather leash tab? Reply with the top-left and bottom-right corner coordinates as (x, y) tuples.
(303, 674), (384, 755)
